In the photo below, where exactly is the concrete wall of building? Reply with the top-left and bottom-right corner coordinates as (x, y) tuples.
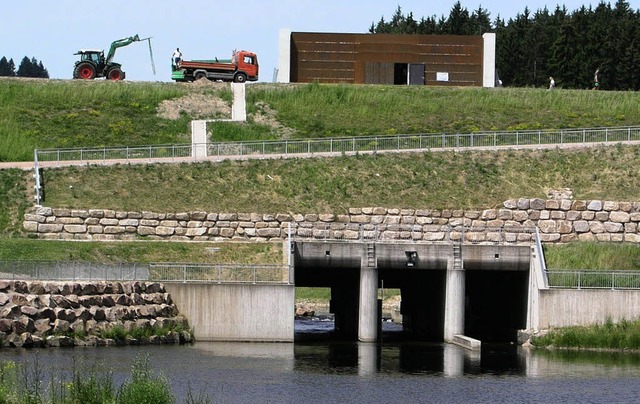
(164, 282), (295, 342)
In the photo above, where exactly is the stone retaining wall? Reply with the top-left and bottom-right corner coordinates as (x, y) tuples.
(0, 280), (191, 348)
(22, 198), (640, 244)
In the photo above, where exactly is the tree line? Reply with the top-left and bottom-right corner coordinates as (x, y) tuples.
(0, 56), (49, 78)
(370, 1), (639, 90)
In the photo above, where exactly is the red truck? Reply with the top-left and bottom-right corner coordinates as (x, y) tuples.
(171, 50), (258, 83)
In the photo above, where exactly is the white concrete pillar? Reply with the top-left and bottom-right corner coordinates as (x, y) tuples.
(482, 32), (496, 88)
(191, 120), (207, 158)
(277, 28), (292, 83)
(444, 261), (465, 342)
(358, 265), (379, 342)
(231, 83), (246, 121)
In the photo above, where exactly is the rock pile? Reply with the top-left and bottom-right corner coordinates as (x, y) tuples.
(0, 280), (192, 348)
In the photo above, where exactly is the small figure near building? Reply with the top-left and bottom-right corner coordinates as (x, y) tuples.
(548, 76), (555, 90)
(172, 48), (182, 68)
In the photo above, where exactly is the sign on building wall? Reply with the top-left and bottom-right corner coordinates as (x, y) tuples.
(436, 72), (450, 82)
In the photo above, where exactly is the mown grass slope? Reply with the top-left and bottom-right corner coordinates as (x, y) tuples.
(2, 78), (640, 268)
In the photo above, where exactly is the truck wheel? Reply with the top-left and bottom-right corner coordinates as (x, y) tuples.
(73, 62), (96, 80)
(234, 73), (247, 83)
(194, 72), (207, 81)
(107, 67), (124, 81)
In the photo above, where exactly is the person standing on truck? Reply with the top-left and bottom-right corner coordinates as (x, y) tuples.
(172, 48), (182, 68)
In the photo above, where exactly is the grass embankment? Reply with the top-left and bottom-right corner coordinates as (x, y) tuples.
(35, 145), (640, 213)
(4, 79), (640, 162)
(2, 79), (640, 287)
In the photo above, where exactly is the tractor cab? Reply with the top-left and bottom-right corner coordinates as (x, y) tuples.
(75, 49), (105, 66)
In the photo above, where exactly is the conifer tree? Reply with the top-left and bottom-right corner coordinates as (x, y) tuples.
(0, 57), (16, 76)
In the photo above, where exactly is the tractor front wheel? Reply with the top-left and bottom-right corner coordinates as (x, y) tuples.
(234, 73), (247, 83)
(107, 67), (124, 81)
(73, 63), (96, 80)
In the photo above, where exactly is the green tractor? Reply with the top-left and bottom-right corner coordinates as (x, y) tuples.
(73, 34), (149, 80)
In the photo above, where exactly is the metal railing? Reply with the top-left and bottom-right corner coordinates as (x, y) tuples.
(0, 261), (149, 281)
(289, 223), (537, 244)
(148, 263), (290, 284)
(0, 261), (290, 284)
(34, 126), (640, 165)
(546, 270), (640, 290)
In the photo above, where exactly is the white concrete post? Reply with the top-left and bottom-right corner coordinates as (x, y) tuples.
(444, 260), (465, 342)
(231, 83), (246, 121)
(482, 33), (496, 88)
(191, 120), (208, 158)
(277, 28), (292, 83)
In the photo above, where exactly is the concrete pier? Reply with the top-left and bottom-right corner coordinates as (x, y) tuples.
(444, 250), (465, 342)
(358, 265), (379, 342)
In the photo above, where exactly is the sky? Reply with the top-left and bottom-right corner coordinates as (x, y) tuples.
(1, 1), (637, 82)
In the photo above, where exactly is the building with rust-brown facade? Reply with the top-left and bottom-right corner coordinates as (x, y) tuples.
(277, 30), (496, 87)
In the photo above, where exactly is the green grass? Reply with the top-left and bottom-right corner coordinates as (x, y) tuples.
(0, 238), (283, 263)
(532, 318), (640, 350)
(248, 83), (640, 137)
(0, 79), (229, 161)
(0, 354), (197, 404)
(0, 169), (29, 236)
(5, 79), (640, 162)
(37, 145), (640, 214)
(544, 242), (640, 270)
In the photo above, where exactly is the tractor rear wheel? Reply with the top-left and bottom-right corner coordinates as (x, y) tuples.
(73, 62), (96, 80)
(107, 67), (124, 81)
(194, 72), (207, 81)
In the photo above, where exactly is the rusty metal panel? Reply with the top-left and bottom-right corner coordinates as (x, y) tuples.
(364, 62), (394, 84)
(290, 32), (484, 86)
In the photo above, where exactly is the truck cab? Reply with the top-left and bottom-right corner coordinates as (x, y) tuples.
(237, 51), (259, 81)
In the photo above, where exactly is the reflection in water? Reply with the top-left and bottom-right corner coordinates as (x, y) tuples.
(2, 320), (640, 402)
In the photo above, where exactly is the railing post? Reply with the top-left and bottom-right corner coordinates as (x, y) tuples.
(183, 265), (187, 283)
(577, 272), (581, 289)
(612, 272), (615, 290)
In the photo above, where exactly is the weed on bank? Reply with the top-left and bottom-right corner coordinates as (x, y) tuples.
(0, 353), (210, 404)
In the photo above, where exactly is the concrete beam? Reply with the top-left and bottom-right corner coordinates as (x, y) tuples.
(452, 334), (482, 351)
